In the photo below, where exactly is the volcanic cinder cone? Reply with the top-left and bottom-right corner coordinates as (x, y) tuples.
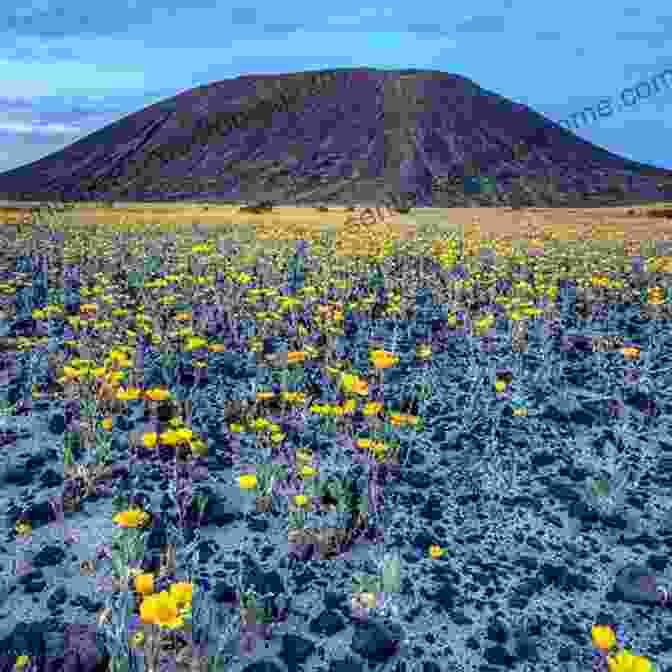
(0, 67), (670, 207)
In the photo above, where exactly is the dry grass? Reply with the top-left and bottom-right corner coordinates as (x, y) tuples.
(2, 202), (672, 261)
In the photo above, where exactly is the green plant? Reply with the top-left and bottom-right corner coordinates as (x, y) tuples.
(352, 572), (382, 594)
(351, 551), (402, 604)
(160, 350), (178, 377)
(80, 397), (99, 420)
(239, 589), (258, 611)
(193, 493), (209, 525)
(63, 431), (79, 468)
(207, 655), (228, 672)
(144, 254), (162, 276)
(112, 493), (131, 514)
(320, 477), (358, 523)
(591, 478), (611, 498)
(0, 399), (17, 419)
(320, 414), (339, 434)
(110, 524), (149, 581)
(255, 463), (288, 497)
(379, 551), (402, 594)
(288, 509), (306, 529)
(257, 601), (274, 625)
(94, 426), (114, 466)
(127, 269), (145, 290)
(587, 468), (630, 516)
(47, 287), (65, 304)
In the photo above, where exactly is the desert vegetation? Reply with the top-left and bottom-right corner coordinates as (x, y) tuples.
(0, 201), (670, 672)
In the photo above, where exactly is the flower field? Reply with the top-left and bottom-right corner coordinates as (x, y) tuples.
(0, 202), (671, 672)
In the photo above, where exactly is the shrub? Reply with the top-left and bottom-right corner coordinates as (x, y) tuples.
(239, 200), (275, 214)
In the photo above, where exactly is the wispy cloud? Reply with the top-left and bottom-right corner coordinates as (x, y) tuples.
(535, 31), (562, 42)
(405, 23), (453, 40)
(0, 120), (82, 136)
(614, 31), (668, 48)
(454, 15), (507, 34)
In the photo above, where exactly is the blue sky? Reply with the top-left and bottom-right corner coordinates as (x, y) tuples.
(1, 1), (670, 175)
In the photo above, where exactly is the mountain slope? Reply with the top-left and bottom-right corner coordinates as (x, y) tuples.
(0, 67), (670, 206)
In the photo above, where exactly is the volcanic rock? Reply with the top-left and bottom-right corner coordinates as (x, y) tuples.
(0, 67), (670, 208)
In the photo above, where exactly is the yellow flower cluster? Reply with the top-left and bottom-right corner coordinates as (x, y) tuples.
(238, 474), (257, 490)
(356, 438), (389, 462)
(416, 344), (432, 360)
(140, 416), (207, 456)
(113, 508), (151, 529)
(310, 399), (358, 416)
(139, 580), (194, 630)
(389, 413), (420, 427)
(429, 545), (446, 559)
(369, 349), (399, 370)
(325, 368), (369, 396)
(362, 401), (383, 416)
(591, 625), (654, 672)
(15, 520), (32, 537)
(281, 391), (306, 404)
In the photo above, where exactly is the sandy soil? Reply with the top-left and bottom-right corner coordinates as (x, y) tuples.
(1, 203), (671, 254)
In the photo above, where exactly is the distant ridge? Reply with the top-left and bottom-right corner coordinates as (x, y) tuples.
(0, 67), (670, 207)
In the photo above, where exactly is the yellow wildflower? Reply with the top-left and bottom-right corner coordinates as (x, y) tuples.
(592, 625), (617, 653)
(298, 465), (318, 479)
(252, 418), (271, 431)
(282, 392), (306, 404)
(340, 373), (369, 396)
(287, 350), (307, 365)
(429, 545), (446, 559)
(363, 401), (383, 416)
(370, 349), (399, 370)
(416, 345), (432, 359)
(113, 508), (150, 529)
(190, 439), (208, 456)
(145, 387), (171, 402)
(294, 494), (309, 508)
(13, 656), (30, 671)
(620, 346), (640, 361)
(175, 428), (194, 443)
(185, 336), (208, 352)
(238, 474), (257, 491)
(62, 366), (81, 380)
(389, 413), (419, 427)
(169, 581), (193, 608)
(130, 630), (145, 648)
(159, 430), (181, 446)
(607, 650), (653, 672)
(296, 448), (313, 465)
(140, 591), (184, 630)
(15, 521), (32, 537)
(134, 573), (155, 596)
(116, 387), (142, 401)
(142, 433), (158, 449)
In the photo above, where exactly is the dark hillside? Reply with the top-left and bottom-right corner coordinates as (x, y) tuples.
(0, 67), (669, 207)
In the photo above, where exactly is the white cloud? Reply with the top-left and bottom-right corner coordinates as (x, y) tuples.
(0, 120), (81, 135)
